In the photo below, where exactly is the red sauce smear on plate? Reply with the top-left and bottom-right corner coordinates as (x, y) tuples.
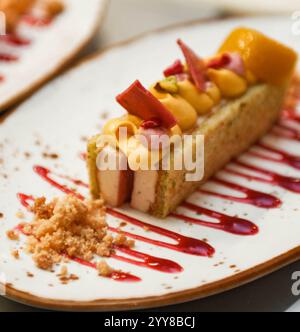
(283, 108), (300, 124)
(172, 202), (259, 236)
(107, 209), (214, 257)
(198, 178), (281, 208)
(250, 143), (300, 170)
(0, 34), (31, 46)
(69, 257), (141, 283)
(0, 53), (18, 62)
(273, 124), (300, 142)
(225, 161), (300, 193)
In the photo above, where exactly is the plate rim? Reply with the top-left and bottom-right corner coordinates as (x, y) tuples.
(0, 0), (109, 113)
(4, 246), (300, 311)
(1, 14), (299, 311)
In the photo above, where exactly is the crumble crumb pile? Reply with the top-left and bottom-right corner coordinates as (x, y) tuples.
(9, 195), (134, 273)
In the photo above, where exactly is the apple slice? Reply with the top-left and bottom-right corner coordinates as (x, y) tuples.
(177, 39), (206, 91)
(116, 80), (177, 129)
(97, 146), (133, 207)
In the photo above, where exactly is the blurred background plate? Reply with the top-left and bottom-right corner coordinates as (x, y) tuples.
(172, 0), (299, 14)
(0, 0), (108, 114)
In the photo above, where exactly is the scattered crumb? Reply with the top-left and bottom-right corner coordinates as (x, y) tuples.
(26, 272), (34, 278)
(101, 112), (109, 120)
(229, 265), (237, 269)
(114, 234), (135, 248)
(70, 274), (79, 281)
(6, 230), (19, 241)
(16, 211), (25, 219)
(11, 250), (19, 259)
(14, 195), (134, 272)
(57, 266), (79, 284)
(0, 213), (3, 219)
(97, 261), (113, 277)
(24, 152), (31, 159)
(143, 226), (150, 232)
(42, 152), (59, 159)
(60, 265), (68, 278)
(119, 222), (127, 228)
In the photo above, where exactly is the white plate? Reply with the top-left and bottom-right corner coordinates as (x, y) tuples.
(0, 16), (300, 311)
(0, 0), (107, 112)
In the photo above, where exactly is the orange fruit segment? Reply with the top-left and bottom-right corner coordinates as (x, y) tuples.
(218, 28), (298, 86)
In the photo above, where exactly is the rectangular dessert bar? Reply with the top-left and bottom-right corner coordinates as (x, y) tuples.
(87, 28), (297, 218)
(150, 84), (285, 217)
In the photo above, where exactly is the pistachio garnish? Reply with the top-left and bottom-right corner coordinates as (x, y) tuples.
(157, 76), (179, 94)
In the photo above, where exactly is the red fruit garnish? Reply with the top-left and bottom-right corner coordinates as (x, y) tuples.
(207, 54), (231, 69)
(116, 80), (177, 129)
(163, 59), (184, 77)
(207, 52), (245, 76)
(140, 119), (161, 129)
(177, 39), (206, 91)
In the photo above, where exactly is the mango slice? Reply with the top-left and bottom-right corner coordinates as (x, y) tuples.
(219, 28), (298, 86)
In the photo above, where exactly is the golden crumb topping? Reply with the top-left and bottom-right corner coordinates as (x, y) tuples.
(9, 195), (134, 272)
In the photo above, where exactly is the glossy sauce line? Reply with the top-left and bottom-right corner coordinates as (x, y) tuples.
(172, 202), (259, 236)
(107, 209), (215, 257)
(273, 124), (300, 142)
(198, 178), (281, 208)
(225, 161), (300, 193)
(249, 143), (300, 170)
